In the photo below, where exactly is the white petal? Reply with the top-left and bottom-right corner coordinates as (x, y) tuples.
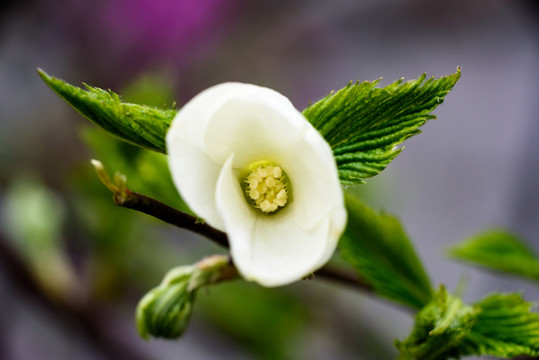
(168, 82), (347, 286)
(313, 204), (348, 269)
(166, 83), (270, 229)
(203, 87), (306, 169)
(236, 214), (332, 287)
(214, 154), (256, 264)
(166, 140), (224, 229)
(275, 120), (344, 231)
(215, 155), (337, 286)
(168, 84), (245, 152)
(199, 85), (344, 231)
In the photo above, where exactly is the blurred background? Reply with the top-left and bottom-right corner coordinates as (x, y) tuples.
(0, 0), (538, 359)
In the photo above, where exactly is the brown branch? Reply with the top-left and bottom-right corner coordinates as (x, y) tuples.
(116, 189), (229, 247)
(114, 188), (372, 292)
(314, 264), (373, 292)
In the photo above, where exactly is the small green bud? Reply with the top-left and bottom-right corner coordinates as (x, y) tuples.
(136, 265), (195, 340)
(136, 279), (195, 339)
(91, 159), (128, 203)
(136, 256), (237, 340)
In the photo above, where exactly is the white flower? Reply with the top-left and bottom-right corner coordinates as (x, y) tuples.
(166, 83), (347, 287)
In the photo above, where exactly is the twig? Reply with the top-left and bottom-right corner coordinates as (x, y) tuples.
(117, 189), (229, 248)
(314, 264), (372, 292)
(113, 187), (373, 292)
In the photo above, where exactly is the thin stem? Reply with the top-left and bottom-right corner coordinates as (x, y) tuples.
(314, 264), (372, 292)
(113, 187), (372, 292)
(116, 189), (229, 248)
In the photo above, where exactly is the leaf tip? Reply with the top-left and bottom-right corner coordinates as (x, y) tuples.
(455, 66), (462, 79)
(36, 68), (52, 84)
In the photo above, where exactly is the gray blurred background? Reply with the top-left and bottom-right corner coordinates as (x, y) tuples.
(0, 0), (537, 359)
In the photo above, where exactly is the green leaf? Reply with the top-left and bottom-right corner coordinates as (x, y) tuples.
(397, 288), (539, 359)
(303, 69), (461, 185)
(448, 229), (539, 282)
(396, 286), (477, 360)
(38, 69), (176, 153)
(339, 193), (433, 309)
(40, 68), (460, 186)
(463, 293), (539, 358)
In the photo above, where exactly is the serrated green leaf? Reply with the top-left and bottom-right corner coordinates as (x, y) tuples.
(463, 293), (539, 358)
(398, 289), (539, 359)
(448, 229), (539, 282)
(339, 193), (433, 309)
(303, 69), (461, 185)
(40, 68), (460, 187)
(38, 69), (176, 153)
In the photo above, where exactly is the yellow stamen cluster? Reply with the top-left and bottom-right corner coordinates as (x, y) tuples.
(244, 164), (288, 214)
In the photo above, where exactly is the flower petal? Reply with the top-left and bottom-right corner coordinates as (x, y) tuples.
(215, 154), (337, 286)
(246, 216), (332, 287)
(203, 87), (305, 169)
(312, 204), (348, 269)
(237, 216), (333, 287)
(168, 82), (347, 286)
(166, 83), (260, 229)
(214, 153), (256, 263)
(166, 140), (224, 229)
(200, 85), (344, 231)
(281, 124), (345, 231)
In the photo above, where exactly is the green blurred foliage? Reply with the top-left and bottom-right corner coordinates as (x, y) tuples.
(5, 176), (65, 254)
(68, 133), (187, 298)
(197, 281), (311, 360)
(120, 70), (177, 109)
(4, 176), (77, 301)
(448, 229), (539, 282)
(340, 192), (433, 310)
(61, 72), (194, 298)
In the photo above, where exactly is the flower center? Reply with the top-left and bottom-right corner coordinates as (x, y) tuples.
(242, 161), (290, 214)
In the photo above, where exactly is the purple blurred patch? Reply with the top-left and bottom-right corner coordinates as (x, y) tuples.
(100, 0), (235, 61)
(55, 0), (241, 84)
